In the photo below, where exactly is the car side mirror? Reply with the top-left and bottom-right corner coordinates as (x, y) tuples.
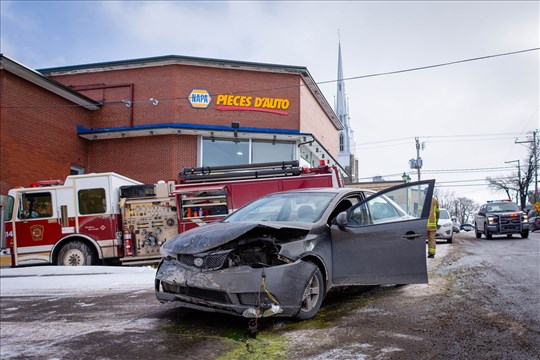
(336, 211), (348, 226)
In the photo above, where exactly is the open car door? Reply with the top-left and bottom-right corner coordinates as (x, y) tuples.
(330, 179), (435, 285)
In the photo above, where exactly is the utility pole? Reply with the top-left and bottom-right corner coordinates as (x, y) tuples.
(409, 137), (424, 181)
(515, 129), (538, 208)
(409, 137), (424, 212)
(535, 130), (538, 207)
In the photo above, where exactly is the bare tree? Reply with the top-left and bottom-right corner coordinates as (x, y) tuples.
(453, 197), (478, 224)
(434, 188), (455, 209)
(487, 143), (538, 210)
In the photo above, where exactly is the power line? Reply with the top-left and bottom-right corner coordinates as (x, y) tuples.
(318, 47), (539, 84)
(354, 133), (525, 149)
(2, 47), (538, 110)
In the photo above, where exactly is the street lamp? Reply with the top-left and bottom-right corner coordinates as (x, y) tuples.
(402, 172), (411, 183)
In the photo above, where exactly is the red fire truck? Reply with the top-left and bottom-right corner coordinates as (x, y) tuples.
(1, 161), (341, 267)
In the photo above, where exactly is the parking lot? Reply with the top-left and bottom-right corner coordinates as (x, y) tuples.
(1, 231), (539, 359)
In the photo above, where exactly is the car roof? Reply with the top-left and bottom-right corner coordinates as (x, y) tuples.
(277, 187), (372, 195)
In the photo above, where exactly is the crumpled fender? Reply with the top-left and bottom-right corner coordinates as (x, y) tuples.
(156, 257), (318, 312)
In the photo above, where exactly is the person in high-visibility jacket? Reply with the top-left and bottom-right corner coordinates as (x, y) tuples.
(427, 196), (440, 258)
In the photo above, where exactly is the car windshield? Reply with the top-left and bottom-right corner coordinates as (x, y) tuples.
(223, 192), (337, 223)
(439, 209), (450, 219)
(486, 202), (519, 213)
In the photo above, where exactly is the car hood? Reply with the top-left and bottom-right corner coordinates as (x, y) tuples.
(162, 221), (311, 255)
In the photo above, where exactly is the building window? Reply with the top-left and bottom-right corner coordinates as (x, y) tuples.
(70, 165), (85, 175)
(339, 132), (344, 152)
(202, 137), (296, 166)
(252, 140), (295, 163)
(202, 138), (249, 166)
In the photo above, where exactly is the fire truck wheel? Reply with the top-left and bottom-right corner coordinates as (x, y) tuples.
(58, 241), (96, 266)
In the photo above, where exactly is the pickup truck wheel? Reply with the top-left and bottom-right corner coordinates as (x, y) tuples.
(521, 230), (529, 239)
(58, 241), (95, 266)
(484, 224), (492, 240)
(475, 224), (482, 239)
(295, 263), (324, 321)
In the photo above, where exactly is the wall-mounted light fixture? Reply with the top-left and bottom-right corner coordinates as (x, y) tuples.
(231, 121), (240, 138)
(150, 98), (159, 106)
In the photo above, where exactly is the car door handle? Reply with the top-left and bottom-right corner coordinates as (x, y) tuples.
(401, 232), (423, 240)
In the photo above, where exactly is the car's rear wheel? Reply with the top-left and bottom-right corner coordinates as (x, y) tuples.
(58, 241), (96, 266)
(295, 263), (324, 320)
(475, 224), (482, 239)
(484, 224), (492, 239)
(521, 230), (529, 239)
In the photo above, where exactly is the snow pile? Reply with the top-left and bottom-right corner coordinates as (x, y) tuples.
(0, 265), (156, 296)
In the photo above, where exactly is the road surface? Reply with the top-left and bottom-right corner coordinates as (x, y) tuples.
(1, 231), (539, 359)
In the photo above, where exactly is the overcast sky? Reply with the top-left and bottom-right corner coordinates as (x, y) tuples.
(1, 1), (539, 206)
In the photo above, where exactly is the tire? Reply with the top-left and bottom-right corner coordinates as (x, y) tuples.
(475, 224), (482, 239)
(521, 230), (529, 239)
(295, 263), (324, 320)
(484, 224), (492, 240)
(447, 235), (453, 244)
(57, 241), (96, 266)
(507, 234), (513, 238)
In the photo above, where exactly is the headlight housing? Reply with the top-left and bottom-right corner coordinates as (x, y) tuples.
(488, 216), (498, 225)
(160, 244), (176, 259)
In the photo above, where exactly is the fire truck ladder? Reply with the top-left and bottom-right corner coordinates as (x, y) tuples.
(179, 160), (302, 183)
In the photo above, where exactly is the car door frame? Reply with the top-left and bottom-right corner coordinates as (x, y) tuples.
(330, 179), (435, 286)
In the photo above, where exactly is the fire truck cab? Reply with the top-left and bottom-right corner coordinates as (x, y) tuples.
(1, 173), (141, 267)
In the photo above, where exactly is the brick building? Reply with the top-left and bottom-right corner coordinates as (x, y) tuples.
(1, 54), (345, 194)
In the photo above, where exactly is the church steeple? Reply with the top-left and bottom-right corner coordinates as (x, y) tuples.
(336, 41), (348, 133)
(335, 39), (357, 182)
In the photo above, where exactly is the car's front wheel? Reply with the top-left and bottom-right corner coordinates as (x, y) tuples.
(447, 235), (453, 244)
(521, 230), (529, 239)
(484, 224), (492, 239)
(475, 224), (482, 239)
(295, 263), (324, 320)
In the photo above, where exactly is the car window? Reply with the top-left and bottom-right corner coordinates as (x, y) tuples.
(327, 195), (363, 224)
(18, 192), (53, 219)
(348, 183), (429, 226)
(487, 202), (519, 212)
(439, 210), (450, 219)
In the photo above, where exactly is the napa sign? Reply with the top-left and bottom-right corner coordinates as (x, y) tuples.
(188, 89), (212, 109)
(215, 94), (289, 115)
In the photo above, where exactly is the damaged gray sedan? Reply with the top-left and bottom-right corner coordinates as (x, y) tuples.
(156, 180), (435, 320)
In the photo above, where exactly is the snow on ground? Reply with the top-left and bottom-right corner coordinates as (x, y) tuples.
(0, 265), (156, 296)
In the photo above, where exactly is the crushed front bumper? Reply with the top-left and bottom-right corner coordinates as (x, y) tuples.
(155, 257), (317, 318)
